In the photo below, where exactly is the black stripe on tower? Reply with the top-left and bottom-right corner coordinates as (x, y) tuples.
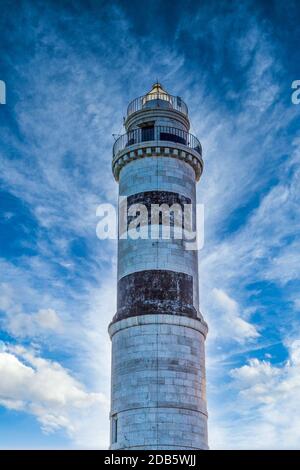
(112, 270), (197, 323)
(119, 191), (195, 235)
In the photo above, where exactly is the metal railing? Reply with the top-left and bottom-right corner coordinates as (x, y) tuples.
(127, 93), (188, 118)
(113, 126), (202, 158)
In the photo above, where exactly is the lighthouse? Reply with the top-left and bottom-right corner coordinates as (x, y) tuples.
(109, 83), (208, 450)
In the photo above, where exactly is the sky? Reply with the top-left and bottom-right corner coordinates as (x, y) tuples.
(0, 0), (300, 449)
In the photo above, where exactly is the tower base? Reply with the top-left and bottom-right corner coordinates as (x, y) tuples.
(108, 314), (208, 450)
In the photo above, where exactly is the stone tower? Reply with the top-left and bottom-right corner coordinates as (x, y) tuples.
(109, 83), (208, 450)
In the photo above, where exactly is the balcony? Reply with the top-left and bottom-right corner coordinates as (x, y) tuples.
(113, 126), (202, 159)
(127, 93), (188, 118)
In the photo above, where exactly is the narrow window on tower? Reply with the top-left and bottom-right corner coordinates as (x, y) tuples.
(111, 415), (118, 443)
(140, 122), (155, 142)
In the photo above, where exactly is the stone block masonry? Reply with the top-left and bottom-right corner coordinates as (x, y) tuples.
(109, 314), (208, 450)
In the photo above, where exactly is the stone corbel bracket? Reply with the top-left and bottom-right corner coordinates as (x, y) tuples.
(112, 142), (204, 182)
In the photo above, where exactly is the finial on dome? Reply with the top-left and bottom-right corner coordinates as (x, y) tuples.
(143, 82), (171, 105)
(148, 82), (168, 95)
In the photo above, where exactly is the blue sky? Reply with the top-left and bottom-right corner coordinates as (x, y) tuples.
(0, 0), (300, 449)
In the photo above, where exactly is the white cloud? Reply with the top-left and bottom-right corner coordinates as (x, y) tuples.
(211, 288), (259, 343)
(0, 265), (115, 448)
(35, 308), (62, 330)
(0, 283), (16, 312)
(0, 283), (63, 338)
(7, 309), (63, 338)
(202, 139), (300, 449)
(0, 344), (108, 447)
(199, 136), (300, 349)
(264, 240), (300, 285)
(210, 340), (300, 449)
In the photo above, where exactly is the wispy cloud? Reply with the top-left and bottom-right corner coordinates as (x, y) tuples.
(0, 0), (299, 449)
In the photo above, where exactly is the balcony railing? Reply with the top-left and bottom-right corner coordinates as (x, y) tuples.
(127, 93), (188, 118)
(113, 126), (202, 159)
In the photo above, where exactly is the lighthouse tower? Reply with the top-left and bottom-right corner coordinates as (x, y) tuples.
(109, 83), (208, 450)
